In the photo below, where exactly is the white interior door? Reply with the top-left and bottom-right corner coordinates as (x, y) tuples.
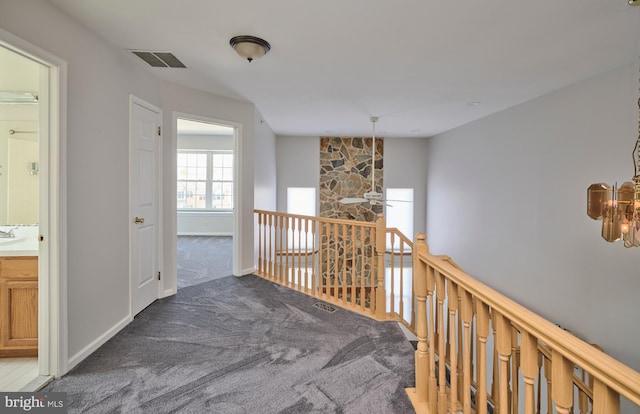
(130, 96), (161, 316)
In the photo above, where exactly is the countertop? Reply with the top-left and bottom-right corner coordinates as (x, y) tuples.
(0, 226), (39, 257)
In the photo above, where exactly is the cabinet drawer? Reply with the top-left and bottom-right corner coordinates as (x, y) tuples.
(0, 257), (38, 279)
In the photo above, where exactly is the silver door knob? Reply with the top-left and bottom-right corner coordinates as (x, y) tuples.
(134, 217), (145, 224)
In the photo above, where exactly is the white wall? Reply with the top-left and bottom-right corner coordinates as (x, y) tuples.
(385, 138), (428, 238)
(0, 0), (272, 371)
(276, 136), (320, 212)
(275, 136), (428, 239)
(426, 63), (640, 381)
(254, 112), (277, 212)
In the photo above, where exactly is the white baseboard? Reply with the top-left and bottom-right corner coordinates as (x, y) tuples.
(177, 232), (233, 236)
(162, 288), (177, 298)
(238, 267), (256, 276)
(67, 314), (132, 371)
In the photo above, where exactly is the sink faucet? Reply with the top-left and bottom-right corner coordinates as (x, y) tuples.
(0, 228), (16, 238)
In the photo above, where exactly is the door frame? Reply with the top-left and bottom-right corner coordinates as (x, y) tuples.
(129, 95), (164, 315)
(0, 28), (68, 377)
(169, 112), (241, 294)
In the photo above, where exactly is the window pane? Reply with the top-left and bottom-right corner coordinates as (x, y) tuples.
(287, 187), (316, 216)
(177, 150), (233, 210)
(287, 187), (316, 249)
(177, 181), (206, 209)
(386, 188), (413, 249)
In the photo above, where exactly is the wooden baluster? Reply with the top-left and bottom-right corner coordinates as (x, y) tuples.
(267, 214), (273, 278)
(495, 312), (512, 414)
(311, 220), (317, 296)
(297, 217), (302, 289)
(333, 222), (339, 303)
(359, 227), (366, 310)
(369, 226), (376, 314)
(257, 212), (263, 274)
(470, 300), (475, 393)
(413, 234), (428, 404)
(491, 311), (500, 413)
(390, 232), (396, 316)
(436, 271), (448, 414)
(512, 327), (520, 414)
(536, 353), (542, 414)
(457, 288), (464, 405)
(520, 331), (538, 414)
(593, 377), (619, 414)
(476, 300), (490, 414)
(375, 214), (386, 319)
(399, 239), (405, 322)
(317, 221), (327, 298)
(279, 215), (285, 283)
(448, 280), (460, 413)
(577, 368), (588, 414)
(304, 219), (310, 293)
(287, 216), (292, 285)
(551, 350), (574, 414)
(411, 261), (417, 330)
(426, 263), (437, 414)
(461, 288), (474, 414)
(341, 223), (347, 304)
(445, 297), (451, 363)
(544, 355), (552, 414)
(273, 215), (279, 281)
(350, 226), (359, 308)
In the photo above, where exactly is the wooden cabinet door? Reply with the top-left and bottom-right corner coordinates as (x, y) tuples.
(0, 279), (38, 350)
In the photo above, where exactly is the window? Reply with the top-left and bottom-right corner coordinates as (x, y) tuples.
(177, 151), (233, 210)
(287, 187), (316, 249)
(386, 188), (414, 248)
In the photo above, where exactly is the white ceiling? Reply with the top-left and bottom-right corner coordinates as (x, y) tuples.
(49, 0), (640, 138)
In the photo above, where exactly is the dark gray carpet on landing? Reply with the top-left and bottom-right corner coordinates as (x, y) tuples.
(44, 275), (416, 413)
(177, 236), (233, 289)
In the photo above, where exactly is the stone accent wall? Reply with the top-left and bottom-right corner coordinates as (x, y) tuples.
(318, 137), (383, 299)
(319, 137), (383, 222)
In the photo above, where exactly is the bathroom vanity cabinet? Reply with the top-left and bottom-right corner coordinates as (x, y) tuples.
(0, 256), (38, 357)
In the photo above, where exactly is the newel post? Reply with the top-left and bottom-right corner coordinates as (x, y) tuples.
(375, 214), (387, 319)
(413, 232), (429, 403)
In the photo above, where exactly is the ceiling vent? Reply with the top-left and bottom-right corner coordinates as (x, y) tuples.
(130, 51), (186, 68)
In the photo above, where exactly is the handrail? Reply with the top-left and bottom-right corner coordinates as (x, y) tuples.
(409, 232), (640, 414)
(254, 209), (377, 228)
(417, 247), (640, 406)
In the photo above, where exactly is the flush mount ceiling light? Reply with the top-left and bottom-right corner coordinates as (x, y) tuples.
(229, 35), (271, 62)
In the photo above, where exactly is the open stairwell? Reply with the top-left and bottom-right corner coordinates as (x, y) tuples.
(255, 209), (640, 414)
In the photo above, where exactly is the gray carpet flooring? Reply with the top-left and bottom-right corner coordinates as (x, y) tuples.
(177, 236), (233, 289)
(43, 275), (416, 413)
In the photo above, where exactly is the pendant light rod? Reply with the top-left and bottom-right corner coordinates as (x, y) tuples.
(370, 116), (378, 192)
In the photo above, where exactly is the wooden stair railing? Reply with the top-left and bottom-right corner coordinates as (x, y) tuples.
(254, 209), (415, 323)
(407, 232), (640, 414)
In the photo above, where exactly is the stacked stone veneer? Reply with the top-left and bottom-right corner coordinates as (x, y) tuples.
(318, 137), (383, 303)
(319, 137), (383, 221)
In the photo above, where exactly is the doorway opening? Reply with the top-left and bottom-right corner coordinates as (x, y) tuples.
(0, 29), (65, 389)
(176, 116), (236, 289)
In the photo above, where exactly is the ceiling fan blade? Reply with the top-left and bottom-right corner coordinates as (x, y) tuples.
(340, 198), (368, 204)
